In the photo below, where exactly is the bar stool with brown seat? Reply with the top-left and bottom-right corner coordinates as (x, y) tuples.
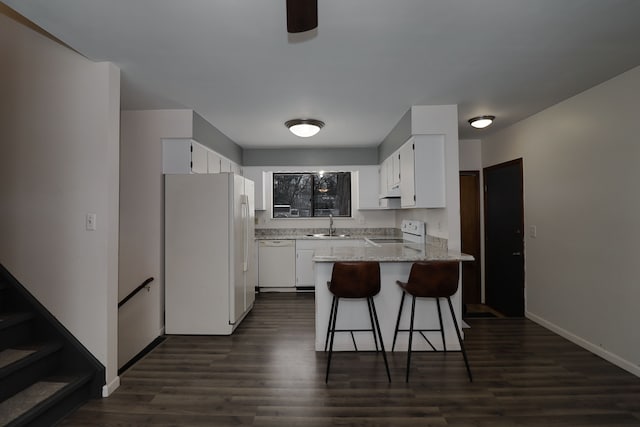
(325, 261), (391, 383)
(392, 260), (472, 382)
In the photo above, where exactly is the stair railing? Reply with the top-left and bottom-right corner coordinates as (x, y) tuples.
(118, 277), (154, 308)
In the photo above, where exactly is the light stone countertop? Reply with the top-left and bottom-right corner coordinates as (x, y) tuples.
(313, 242), (474, 263)
(254, 227), (401, 241)
(255, 234), (397, 241)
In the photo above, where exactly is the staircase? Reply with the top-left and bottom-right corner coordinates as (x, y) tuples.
(0, 264), (104, 426)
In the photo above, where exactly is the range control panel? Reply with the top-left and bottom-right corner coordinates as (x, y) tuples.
(401, 220), (426, 242)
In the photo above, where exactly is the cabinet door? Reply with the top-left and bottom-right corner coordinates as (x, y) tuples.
(385, 157), (394, 192)
(207, 151), (221, 173)
(220, 157), (232, 173)
(230, 162), (241, 175)
(296, 249), (315, 287)
(162, 139), (192, 174)
(392, 150), (401, 187)
(400, 140), (416, 207)
(399, 135), (446, 208)
(358, 166), (383, 209)
(243, 167), (266, 210)
(379, 162), (387, 197)
(191, 142), (208, 174)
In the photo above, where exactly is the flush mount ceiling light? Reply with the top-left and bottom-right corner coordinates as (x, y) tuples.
(285, 119), (324, 138)
(468, 115), (495, 129)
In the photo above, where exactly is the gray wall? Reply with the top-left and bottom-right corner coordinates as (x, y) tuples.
(243, 147), (378, 166)
(192, 111), (243, 164)
(378, 109), (411, 160)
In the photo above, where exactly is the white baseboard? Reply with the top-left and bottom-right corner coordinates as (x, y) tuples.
(102, 375), (120, 397)
(526, 311), (640, 378)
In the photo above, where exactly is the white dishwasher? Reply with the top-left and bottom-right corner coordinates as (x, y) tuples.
(258, 240), (296, 289)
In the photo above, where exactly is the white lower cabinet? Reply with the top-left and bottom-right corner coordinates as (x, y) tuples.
(295, 249), (315, 288)
(295, 239), (366, 288)
(258, 238), (370, 291)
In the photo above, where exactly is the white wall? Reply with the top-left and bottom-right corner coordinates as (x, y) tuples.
(0, 13), (121, 394)
(119, 110), (193, 369)
(482, 66), (640, 376)
(459, 139), (482, 171)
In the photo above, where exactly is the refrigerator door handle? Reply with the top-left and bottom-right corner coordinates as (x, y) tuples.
(241, 195), (249, 272)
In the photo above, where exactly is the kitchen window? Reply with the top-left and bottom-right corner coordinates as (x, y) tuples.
(272, 172), (351, 218)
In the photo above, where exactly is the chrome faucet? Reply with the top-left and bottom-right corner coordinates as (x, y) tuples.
(329, 213), (334, 236)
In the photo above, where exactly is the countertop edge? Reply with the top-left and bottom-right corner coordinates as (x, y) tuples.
(312, 243), (474, 263)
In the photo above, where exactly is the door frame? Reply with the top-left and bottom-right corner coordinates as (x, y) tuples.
(483, 158), (525, 316)
(459, 170), (482, 307)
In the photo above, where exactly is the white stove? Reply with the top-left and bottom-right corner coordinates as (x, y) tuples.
(367, 220), (426, 245)
(400, 220), (426, 244)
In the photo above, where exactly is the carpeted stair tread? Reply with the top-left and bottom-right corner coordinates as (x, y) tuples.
(0, 312), (34, 330)
(0, 374), (92, 426)
(0, 342), (63, 379)
(0, 349), (37, 370)
(0, 380), (68, 425)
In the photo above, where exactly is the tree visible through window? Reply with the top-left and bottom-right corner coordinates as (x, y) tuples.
(273, 172), (351, 218)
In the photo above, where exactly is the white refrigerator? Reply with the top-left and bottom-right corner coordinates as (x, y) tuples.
(164, 173), (256, 335)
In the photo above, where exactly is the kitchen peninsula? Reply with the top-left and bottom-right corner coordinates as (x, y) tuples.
(313, 242), (473, 352)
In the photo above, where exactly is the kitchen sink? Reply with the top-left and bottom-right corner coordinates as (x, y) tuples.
(305, 233), (350, 238)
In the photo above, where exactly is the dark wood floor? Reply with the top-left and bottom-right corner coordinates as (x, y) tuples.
(61, 293), (640, 426)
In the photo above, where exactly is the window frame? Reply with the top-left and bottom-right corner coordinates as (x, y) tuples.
(271, 171), (352, 219)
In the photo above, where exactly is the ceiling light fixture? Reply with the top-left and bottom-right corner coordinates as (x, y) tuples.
(468, 115), (495, 129)
(285, 119), (325, 138)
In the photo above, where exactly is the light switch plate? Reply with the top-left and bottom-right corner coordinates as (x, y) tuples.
(86, 213), (97, 231)
(529, 225), (537, 238)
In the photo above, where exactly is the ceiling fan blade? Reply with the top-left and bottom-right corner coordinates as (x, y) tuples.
(286, 0), (318, 33)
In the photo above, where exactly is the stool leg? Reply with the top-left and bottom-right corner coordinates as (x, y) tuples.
(325, 297), (340, 383)
(392, 291), (406, 351)
(369, 297), (391, 383)
(446, 297), (473, 382)
(325, 296), (336, 351)
(436, 298), (446, 352)
(366, 297), (379, 352)
(406, 295), (416, 382)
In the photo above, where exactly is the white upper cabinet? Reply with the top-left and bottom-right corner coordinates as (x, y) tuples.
(207, 150), (221, 173)
(357, 166), (380, 209)
(220, 157), (231, 173)
(399, 135), (446, 208)
(391, 149), (401, 189)
(162, 139), (194, 174)
(378, 149), (402, 198)
(231, 162), (242, 175)
(162, 138), (241, 175)
(381, 155), (398, 194)
(191, 142), (208, 173)
(243, 167), (268, 211)
(163, 138), (209, 174)
(358, 166), (399, 210)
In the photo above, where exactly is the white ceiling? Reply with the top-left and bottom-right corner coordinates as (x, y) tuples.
(4, 0), (640, 148)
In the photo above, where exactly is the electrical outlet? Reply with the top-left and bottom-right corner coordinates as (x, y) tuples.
(86, 213), (97, 231)
(529, 225), (537, 238)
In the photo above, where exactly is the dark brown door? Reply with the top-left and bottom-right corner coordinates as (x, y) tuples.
(484, 159), (525, 317)
(460, 171), (481, 307)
